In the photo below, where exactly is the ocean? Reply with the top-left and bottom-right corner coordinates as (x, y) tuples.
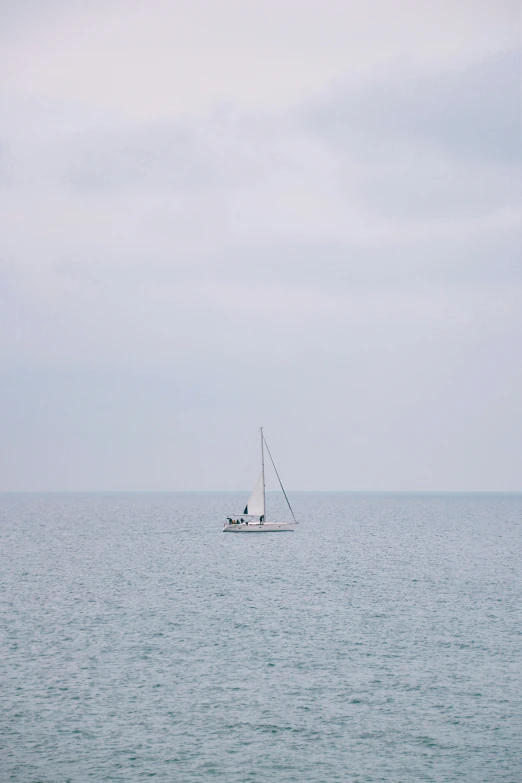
(1, 492), (521, 782)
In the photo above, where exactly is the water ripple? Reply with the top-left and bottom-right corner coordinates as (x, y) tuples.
(0, 492), (521, 782)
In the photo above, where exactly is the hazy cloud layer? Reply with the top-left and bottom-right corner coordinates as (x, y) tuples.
(0, 0), (520, 491)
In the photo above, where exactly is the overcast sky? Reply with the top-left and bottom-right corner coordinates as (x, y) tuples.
(1, 0), (520, 491)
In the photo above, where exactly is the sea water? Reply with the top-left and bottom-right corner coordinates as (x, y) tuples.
(0, 492), (521, 782)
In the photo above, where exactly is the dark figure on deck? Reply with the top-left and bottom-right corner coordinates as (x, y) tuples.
(260, 515), (264, 522)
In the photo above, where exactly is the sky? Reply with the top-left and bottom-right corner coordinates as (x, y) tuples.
(0, 0), (521, 492)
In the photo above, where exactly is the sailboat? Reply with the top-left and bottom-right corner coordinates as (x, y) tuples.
(223, 428), (298, 532)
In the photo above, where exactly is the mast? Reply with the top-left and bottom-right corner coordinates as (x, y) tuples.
(260, 426), (266, 522)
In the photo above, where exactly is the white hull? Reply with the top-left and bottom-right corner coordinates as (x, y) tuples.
(223, 522), (295, 533)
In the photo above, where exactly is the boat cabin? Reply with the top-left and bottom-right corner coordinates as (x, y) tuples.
(225, 515), (265, 526)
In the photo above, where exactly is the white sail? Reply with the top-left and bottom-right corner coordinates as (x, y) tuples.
(243, 470), (265, 516)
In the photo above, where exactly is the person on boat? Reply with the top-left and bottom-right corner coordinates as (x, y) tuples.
(260, 515), (264, 522)
(240, 517), (244, 523)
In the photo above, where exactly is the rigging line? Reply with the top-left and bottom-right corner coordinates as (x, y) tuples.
(263, 436), (298, 524)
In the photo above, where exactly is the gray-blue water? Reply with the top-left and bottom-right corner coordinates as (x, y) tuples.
(1, 492), (521, 783)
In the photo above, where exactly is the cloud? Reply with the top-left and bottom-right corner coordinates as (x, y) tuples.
(65, 121), (225, 192)
(0, 3), (520, 489)
(1, 0), (518, 118)
(1, 48), (520, 383)
(303, 49), (521, 165)
(2, 51), (518, 306)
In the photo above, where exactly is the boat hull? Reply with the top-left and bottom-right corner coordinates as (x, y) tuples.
(223, 522), (295, 532)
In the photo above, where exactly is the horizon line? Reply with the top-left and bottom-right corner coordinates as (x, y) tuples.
(0, 489), (521, 495)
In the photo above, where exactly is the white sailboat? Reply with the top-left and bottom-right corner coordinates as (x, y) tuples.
(223, 428), (298, 533)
